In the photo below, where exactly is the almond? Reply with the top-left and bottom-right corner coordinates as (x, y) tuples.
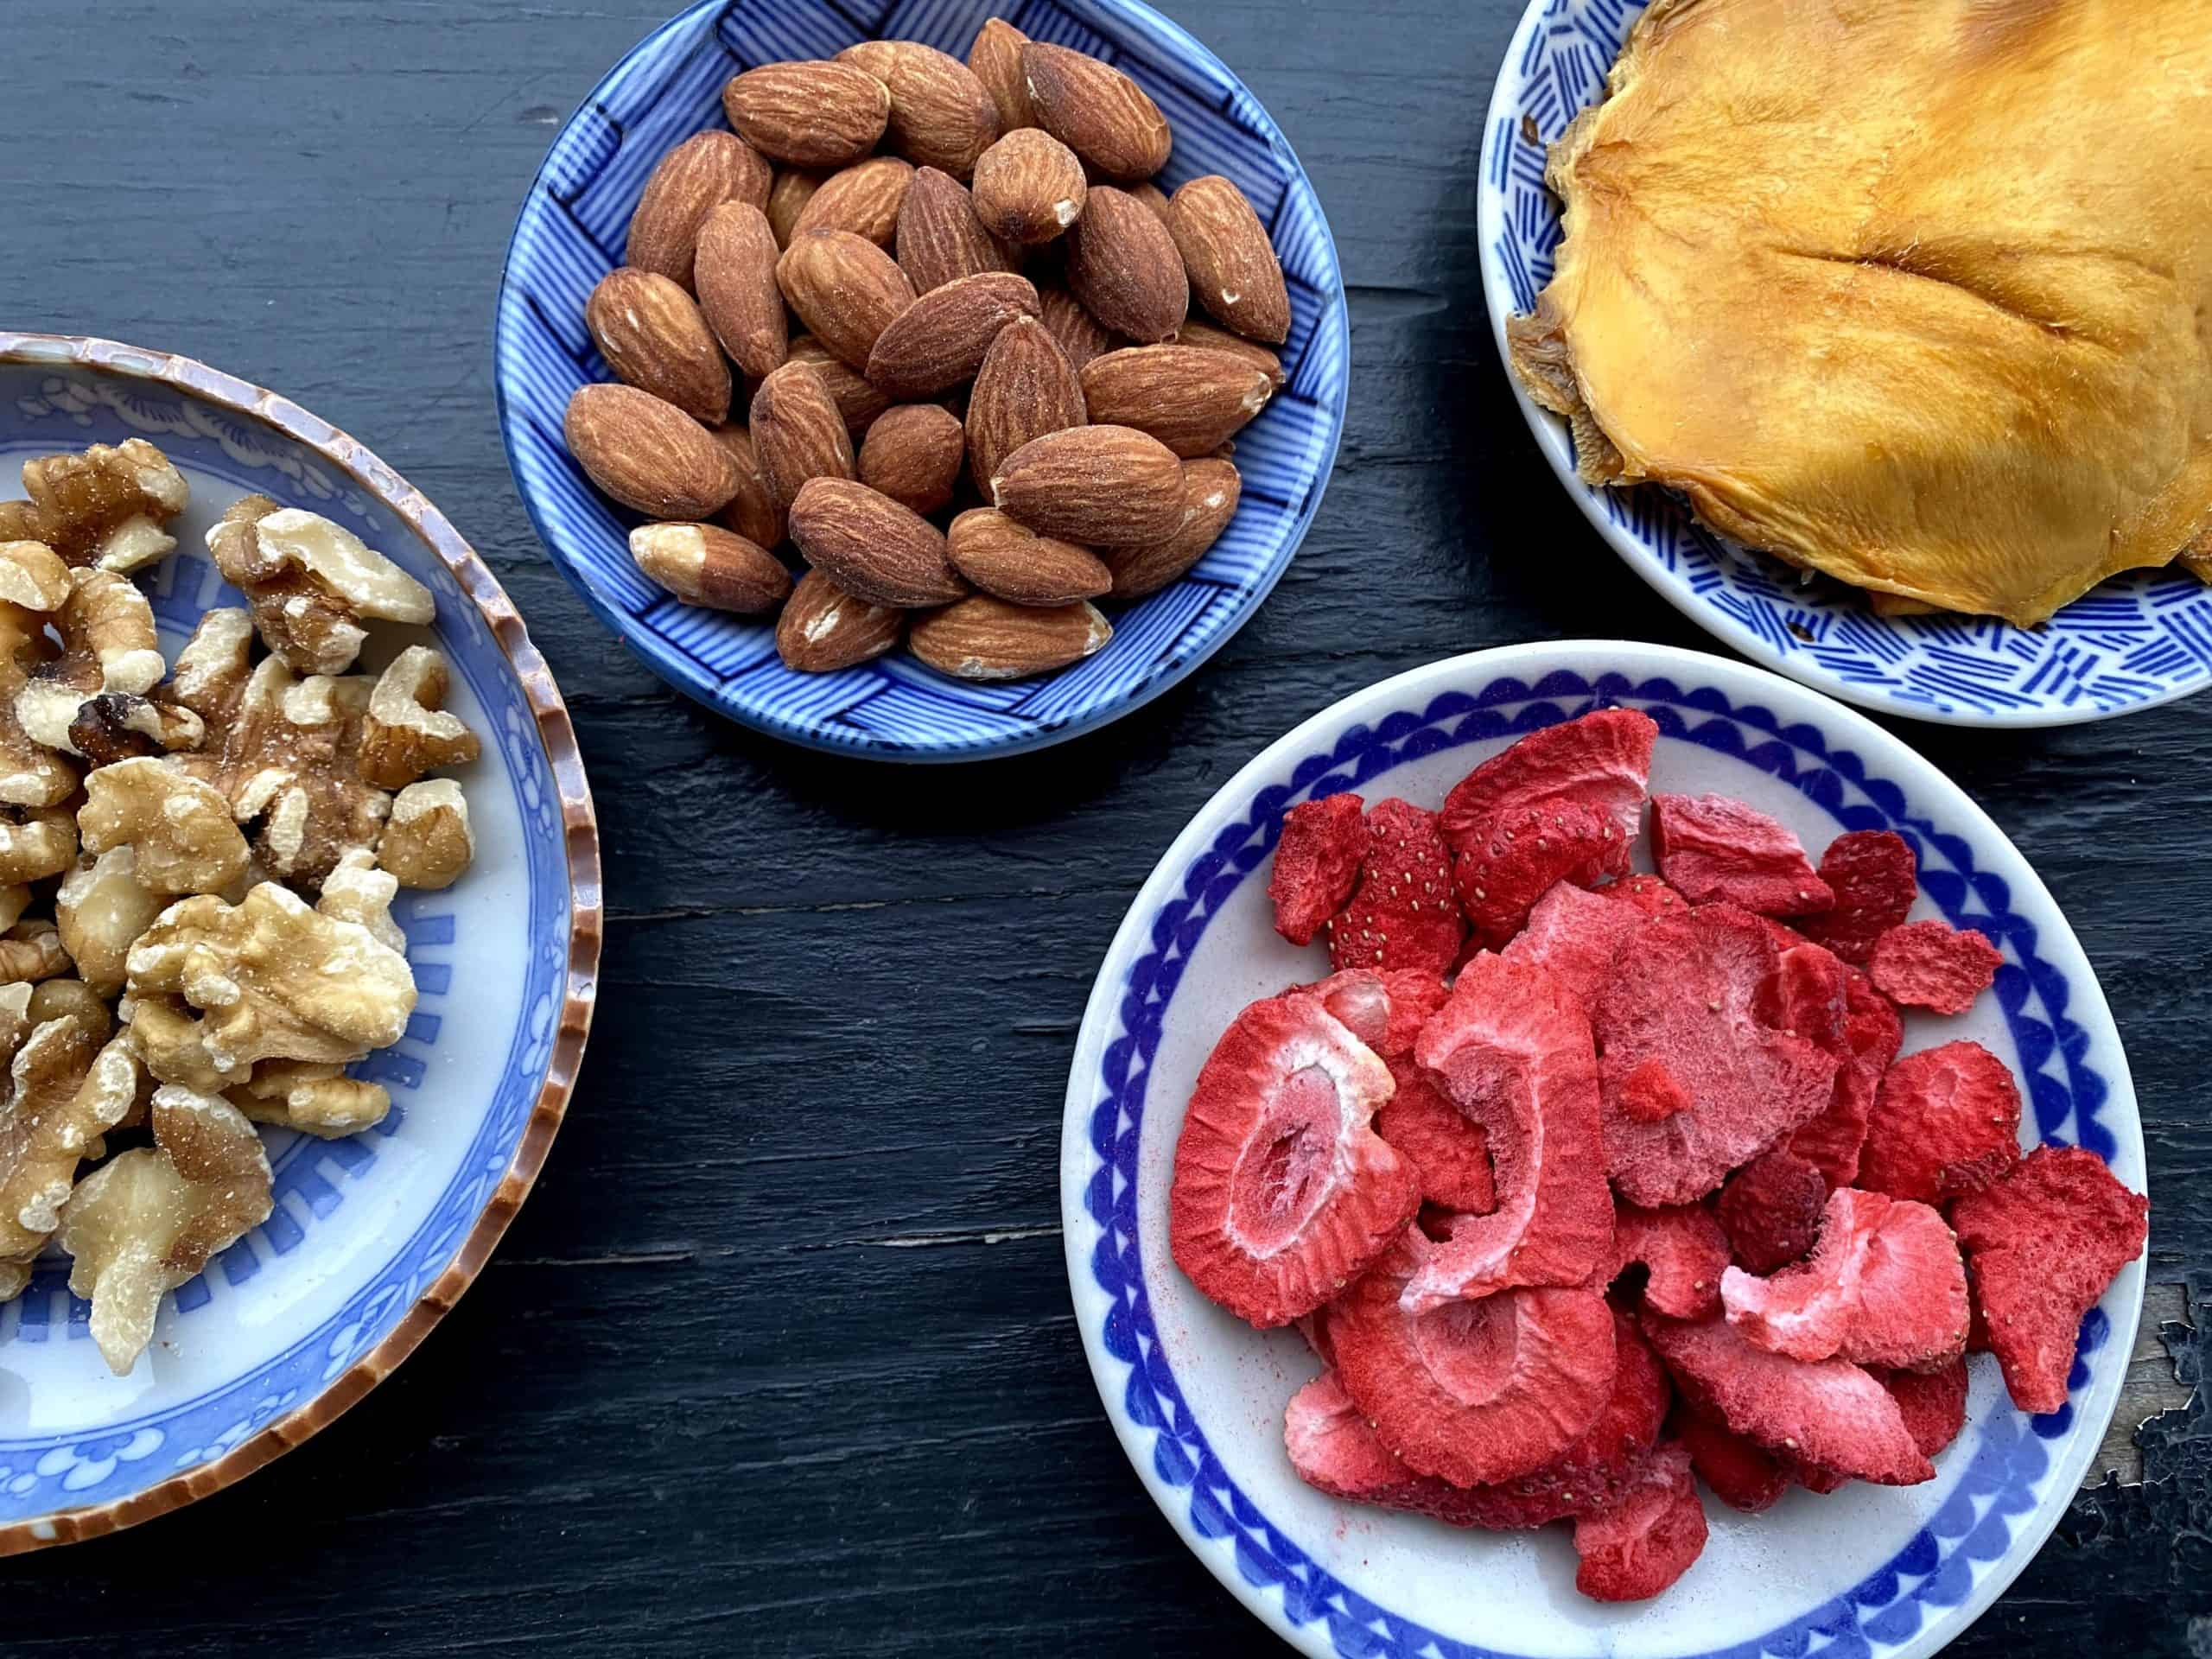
(967, 19), (1036, 134)
(947, 508), (1111, 605)
(837, 41), (999, 178)
(1103, 457), (1241, 598)
(789, 478), (966, 607)
(775, 228), (917, 370)
(749, 361), (855, 511)
(1038, 285), (1121, 372)
(583, 268), (731, 424)
(766, 168), (824, 248)
(694, 202), (788, 379)
(989, 424), (1184, 545)
(1018, 43), (1172, 181)
(896, 167), (1018, 294)
(1079, 345), (1274, 458)
(858, 404), (966, 514)
(909, 595), (1111, 681)
(970, 128), (1087, 245)
(628, 522), (792, 614)
(565, 384), (741, 519)
(721, 60), (890, 168)
(708, 423), (785, 549)
(788, 335), (893, 436)
(1064, 187), (1188, 344)
(792, 156), (913, 246)
(777, 569), (904, 672)
(626, 131), (772, 290)
(966, 315), (1086, 493)
(1127, 180), (1173, 232)
(1167, 175), (1291, 346)
(866, 270), (1039, 398)
(1173, 318), (1286, 389)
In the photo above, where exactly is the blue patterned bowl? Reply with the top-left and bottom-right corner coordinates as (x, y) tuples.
(0, 334), (600, 1554)
(1478, 0), (2212, 728)
(1062, 641), (2146, 1657)
(496, 0), (1348, 761)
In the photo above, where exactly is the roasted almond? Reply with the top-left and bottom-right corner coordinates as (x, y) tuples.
(749, 361), (856, 511)
(1168, 175), (1291, 346)
(722, 60), (890, 168)
(584, 268), (731, 424)
(1127, 180), (1173, 232)
(776, 228), (917, 370)
(694, 201), (789, 380)
(989, 423), (1184, 545)
(970, 128), (1087, 245)
(1079, 345), (1274, 458)
(766, 168), (824, 248)
(1103, 456), (1241, 598)
(789, 478), (967, 607)
(788, 335), (893, 436)
(1064, 186), (1188, 344)
(1173, 317), (1286, 389)
(967, 18), (1036, 134)
(837, 41), (999, 177)
(792, 156), (913, 246)
(565, 384), (741, 519)
(626, 130), (772, 289)
(628, 522), (792, 613)
(858, 404), (966, 514)
(777, 569), (904, 672)
(708, 423), (785, 549)
(896, 166), (1018, 293)
(866, 270), (1039, 398)
(1037, 284), (1121, 372)
(1018, 43), (1172, 181)
(947, 508), (1111, 605)
(966, 315), (1086, 493)
(910, 595), (1111, 681)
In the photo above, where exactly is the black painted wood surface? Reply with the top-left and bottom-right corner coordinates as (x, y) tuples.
(7, 2), (2207, 1654)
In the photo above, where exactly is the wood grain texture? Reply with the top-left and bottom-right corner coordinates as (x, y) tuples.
(3, 2), (2206, 1654)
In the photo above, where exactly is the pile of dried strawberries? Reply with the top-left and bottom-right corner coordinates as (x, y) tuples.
(1170, 709), (2148, 1603)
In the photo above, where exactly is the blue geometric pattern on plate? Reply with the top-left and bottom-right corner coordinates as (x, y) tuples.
(495, 0), (1350, 760)
(1081, 670), (2118, 1657)
(1479, 0), (2212, 727)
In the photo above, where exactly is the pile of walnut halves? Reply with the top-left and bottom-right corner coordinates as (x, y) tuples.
(0, 436), (480, 1374)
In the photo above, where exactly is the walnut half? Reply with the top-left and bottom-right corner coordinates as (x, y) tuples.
(0, 438), (189, 572)
(205, 500), (434, 676)
(0, 1021), (127, 1266)
(79, 758), (251, 896)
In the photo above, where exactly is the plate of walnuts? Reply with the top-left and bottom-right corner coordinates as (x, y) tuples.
(0, 332), (598, 1554)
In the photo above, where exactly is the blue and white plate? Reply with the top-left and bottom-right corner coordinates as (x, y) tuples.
(1478, 0), (2212, 728)
(496, 0), (1349, 761)
(0, 334), (600, 1554)
(1062, 641), (2146, 1657)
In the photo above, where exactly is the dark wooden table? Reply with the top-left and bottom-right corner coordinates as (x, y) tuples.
(10, 2), (2207, 1653)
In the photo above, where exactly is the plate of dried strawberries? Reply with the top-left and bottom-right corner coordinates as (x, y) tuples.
(1062, 641), (2147, 1657)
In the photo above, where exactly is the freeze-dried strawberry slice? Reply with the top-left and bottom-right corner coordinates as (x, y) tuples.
(1169, 993), (1420, 1327)
(1789, 969), (1904, 1189)
(1606, 1201), (1732, 1319)
(1454, 802), (1617, 950)
(1269, 792), (1365, 946)
(1876, 1358), (1969, 1458)
(1788, 1459), (1852, 1495)
(1650, 794), (1836, 917)
(1327, 798), (1464, 977)
(1572, 1440), (1708, 1603)
(1717, 1148), (1828, 1274)
(1797, 830), (1917, 967)
(1596, 906), (1841, 1207)
(1644, 1313), (1933, 1484)
(1283, 1369), (1497, 1525)
(1300, 968), (1449, 1061)
(1757, 940), (1850, 1055)
(1611, 874), (1687, 919)
(1441, 708), (1657, 877)
(1952, 1145), (2148, 1414)
(1375, 1057), (1497, 1215)
(1869, 920), (2004, 1015)
(1332, 1232), (1620, 1487)
(1720, 1187), (1969, 1371)
(1402, 954), (1612, 1311)
(1501, 880), (1648, 1017)
(1673, 1402), (1790, 1512)
(1296, 1310), (1337, 1370)
(1861, 1040), (2022, 1205)
(1617, 1058), (1690, 1123)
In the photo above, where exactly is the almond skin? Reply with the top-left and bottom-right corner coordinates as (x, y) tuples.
(1173, 318), (1286, 388)
(628, 522), (792, 613)
(966, 315), (1086, 493)
(948, 508), (1111, 605)
(1038, 285), (1121, 372)
(792, 156), (913, 246)
(709, 423), (785, 549)
(967, 18), (1036, 134)
(788, 335), (893, 436)
(749, 361), (856, 511)
(1019, 43), (1173, 181)
(694, 202), (788, 379)
(777, 569), (904, 672)
(766, 168), (824, 248)
(1079, 345), (1275, 458)
(989, 424), (1185, 545)
(789, 478), (967, 607)
(866, 270), (1039, 398)
(584, 268), (731, 424)
(1103, 456), (1241, 598)
(566, 384), (742, 519)
(896, 167), (1018, 294)
(722, 60), (890, 168)
(858, 404), (966, 514)
(1167, 175), (1292, 346)
(776, 228), (917, 370)
(971, 128), (1088, 248)
(626, 130), (772, 290)
(1064, 187), (1188, 344)
(910, 595), (1111, 681)
(1127, 180), (1174, 232)
(837, 41), (999, 178)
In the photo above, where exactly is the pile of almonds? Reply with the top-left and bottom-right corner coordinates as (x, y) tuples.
(562, 19), (1292, 683)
